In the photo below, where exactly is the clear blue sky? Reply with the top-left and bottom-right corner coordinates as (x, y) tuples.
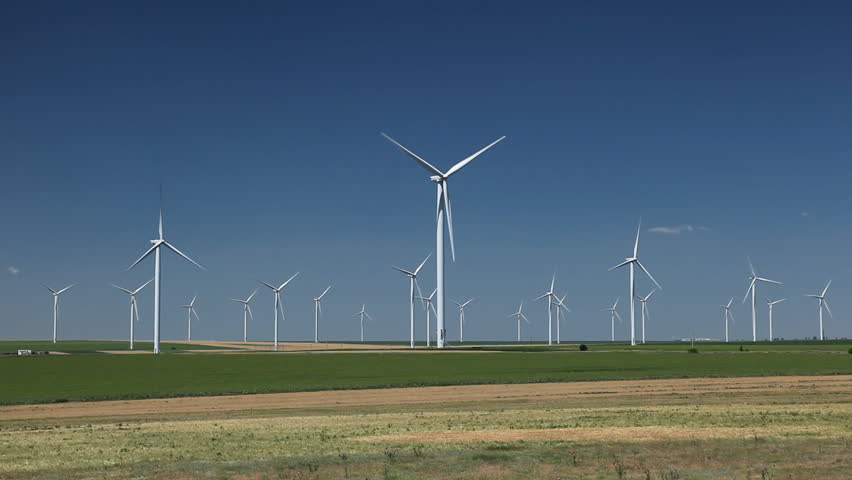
(2, 1), (851, 342)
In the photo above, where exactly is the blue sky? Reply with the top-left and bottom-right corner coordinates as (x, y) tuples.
(2, 1), (851, 343)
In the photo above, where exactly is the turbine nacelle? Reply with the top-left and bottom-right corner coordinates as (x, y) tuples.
(430, 175), (443, 183)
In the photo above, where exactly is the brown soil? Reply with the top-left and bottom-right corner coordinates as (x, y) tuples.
(1, 374), (849, 422)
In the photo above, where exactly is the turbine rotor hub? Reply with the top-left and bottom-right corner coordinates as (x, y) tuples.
(429, 175), (442, 183)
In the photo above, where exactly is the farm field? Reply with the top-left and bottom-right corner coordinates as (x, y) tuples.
(2, 349), (852, 405)
(1, 375), (849, 479)
(0, 340), (233, 354)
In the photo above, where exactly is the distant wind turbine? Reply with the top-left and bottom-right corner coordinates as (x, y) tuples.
(804, 281), (833, 341)
(508, 301), (531, 342)
(353, 304), (373, 342)
(636, 289), (656, 344)
(180, 296), (199, 342)
(393, 254), (431, 349)
(258, 273), (299, 351)
(609, 221), (662, 346)
(229, 290), (257, 342)
(452, 298), (474, 343)
(42, 283), (75, 344)
(383, 133), (505, 348)
(766, 298), (786, 341)
(552, 293), (570, 344)
(128, 189), (205, 354)
(416, 288), (437, 347)
(720, 297), (735, 343)
(742, 258), (781, 342)
(313, 285), (333, 343)
(602, 298), (622, 342)
(111, 279), (153, 350)
(534, 275), (557, 345)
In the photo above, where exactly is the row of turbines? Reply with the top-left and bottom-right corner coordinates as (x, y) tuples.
(37, 133), (839, 353)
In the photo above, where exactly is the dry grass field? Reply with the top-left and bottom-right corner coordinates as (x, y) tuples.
(1, 375), (850, 479)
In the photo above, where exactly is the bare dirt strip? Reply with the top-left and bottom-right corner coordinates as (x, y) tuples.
(2, 375), (849, 422)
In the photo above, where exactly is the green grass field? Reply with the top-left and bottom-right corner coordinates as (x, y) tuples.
(463, 340), (852, 352)
(2, 349), (851, 405)
(0, 340), (229, 354)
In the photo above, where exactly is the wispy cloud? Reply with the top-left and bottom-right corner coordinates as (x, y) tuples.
(800, 211), (809, 217)
(7, 266), (20, 275)
(648, 224), (708, 234)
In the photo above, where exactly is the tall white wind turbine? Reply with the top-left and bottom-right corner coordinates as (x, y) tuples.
(609, 221), (662, 346)
(229, 290), (257, 342)
(382, 133), (505, 348)
(508, 301), (530, 342)
(534, 275), (557, 345)
(552, 293), (570, 344)
(42, 283), (75, 344)
(602, 298), (622, 342)
(766, 298), (786, 341)
(742, 258), (781, 342)
(393, 254), (431, 349)
(452, 298), (474, 343)
(111, 279), (153, 350)
(636, 289), (655, 344)
(313, 285), (333, 343)
(416, 288), (437, 347)
(180, 296), (199, 342)
(258, 272), (299, 351)
(128, 192), (205, 354)
(804, 281), (833, 341)
(720, 297), (735, 343)
(353, 304), (373, 342)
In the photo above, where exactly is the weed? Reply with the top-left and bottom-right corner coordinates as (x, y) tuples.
(613, 456), (626, 479)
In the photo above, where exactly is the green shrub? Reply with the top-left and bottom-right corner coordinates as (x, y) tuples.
(848, 347), (851, 354)
(579, 344), (589, 351)
(687, 348), (699, 354)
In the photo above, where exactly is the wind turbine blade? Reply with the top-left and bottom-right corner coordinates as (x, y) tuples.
(633, 219), (641, 258)
(549, 274), (555, 293)
(430, 301), (437, 316)
(364, 311), (374, 321)
(278, 272), (300, 290)
(462, 298), (474, 307)
(521, 313), (530, 324)
(246, 289), (258, 303)
(636, 260), (662, 290)
(190, 295), (196, 307)
(158, 185), (164, 239)
(646, 289), (656, 301)
(318, 285), (332, 300)
(534, 293), (549, 301)
(162, 241), (206, 271)
(413, 253), (432, 275)
(757, 277), (782, 285)
(823, 300), (834, 319)
(257, 280), (277, 290)
(444, 136), (506, 178)
(111, 284), (134, 295)
(822, 280), (832, 297)
(133, 300), (141, 323)
(54, 284), (75, 295)
(748, 256), (756, 277)
(613, 297), (620, 308)
(127, 244), (158, 270)
(414, 278), (425, 309)
(727, 297), (734, 308)
(392, 266), (415, 276)
(135, 278), (155, 294)
(443, 181), (456, 262)
(228, 298), (243, 303)
(609, 259), (632, 271)
(192, 308), (200, 321)
(41, 283), (57, 294)
(246, 303), (254, 321)
(743, 279), (756, 303)
(614, 310), (623, 322)
(381, 133), (444, 176)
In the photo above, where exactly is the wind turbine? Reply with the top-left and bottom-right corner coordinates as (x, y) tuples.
(392, 254), (431, 349)
(609, 221), (662, 346)
(602, 298), (622, 342)
(804, 281), (833, 341)
(720, 297), (735, 343)
(353, 304), (373, 342)
(552, 294), (570, 344)
(766, 298), (786, 341)
(534, 275), (557, 345)
(382, 133), (505, 348)
(42, 283), (75, 344)
(313, 285), (333, 343)
(111, 279), (153, 350)
(258, 272), (299, 351)
(416, 288), (437, 347)
(636, 289), (655, 344)
(452, 298), (474, 343)
(742, 258), (781, 342)
(508, 301), (530, 342)
(229, 290), (257, 342)
(180, 296), (199, 342)
(128, 190), (205, 354)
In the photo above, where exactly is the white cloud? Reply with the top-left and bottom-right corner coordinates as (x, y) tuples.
(648, 224), (707, 234)
(7, 266), (20, 275)
(801, 211), (809, 217)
